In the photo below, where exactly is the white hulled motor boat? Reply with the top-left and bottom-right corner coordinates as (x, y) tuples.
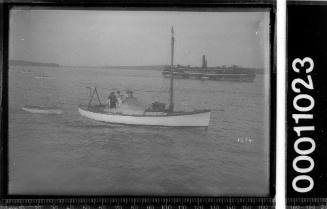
(78, 27), (211, 127)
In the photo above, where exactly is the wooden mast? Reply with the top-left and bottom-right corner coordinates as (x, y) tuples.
(168, 26), (175, 112)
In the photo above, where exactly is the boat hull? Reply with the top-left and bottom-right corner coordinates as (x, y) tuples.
(22, 106), (62, 114)
(78, 106), (210, 127)
(162, 69), (256, 82)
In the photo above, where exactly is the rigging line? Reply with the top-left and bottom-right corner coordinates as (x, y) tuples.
(141, 90), (167, 93)
(86, 87), (92, 99)
(99, 87), (130, 91)
(87, 88), (96, 108)
(98, 86), (167, 93)
(94, 87), (102, 105)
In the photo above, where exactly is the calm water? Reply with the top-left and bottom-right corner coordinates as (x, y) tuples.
(8, 66), (270, 196)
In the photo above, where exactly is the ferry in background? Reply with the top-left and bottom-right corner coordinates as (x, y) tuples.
(162, 55), (257, 82)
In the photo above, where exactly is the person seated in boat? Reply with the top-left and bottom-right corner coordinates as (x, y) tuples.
(145, 101), (166, 112)
(106, 97), (110, 111)
(127, 90), (134, 98)
(108, 92), (117, 109)
(118, 95), (147, 115)
(120, 90), (128, 103)
(116, 90), (122, 107)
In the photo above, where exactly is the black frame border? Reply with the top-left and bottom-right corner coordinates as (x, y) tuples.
(0, 0), (276, 206)
(286, 0), (327, 204)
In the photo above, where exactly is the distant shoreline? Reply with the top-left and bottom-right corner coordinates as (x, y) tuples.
(9, 60), (60, 67)
(9, 60), (265, 74)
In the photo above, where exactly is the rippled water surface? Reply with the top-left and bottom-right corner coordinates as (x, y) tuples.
(8, 66), (270, 196)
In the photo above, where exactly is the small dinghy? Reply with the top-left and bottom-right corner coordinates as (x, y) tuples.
(35, 75), (55, 79)
(22, 105), (62, 114)
(20, 69), (32, 74)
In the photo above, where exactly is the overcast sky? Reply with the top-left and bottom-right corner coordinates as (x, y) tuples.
(9, 9), (270, 68)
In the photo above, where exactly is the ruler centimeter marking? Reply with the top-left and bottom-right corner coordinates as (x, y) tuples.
(1, 198), (274, 205)
(0, 198), (276, 209)
(0, 205), (275, 209)
(2, 198), (327, 208)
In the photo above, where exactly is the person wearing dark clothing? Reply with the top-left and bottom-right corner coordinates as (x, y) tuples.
(108, 92), (117, 109)
(127, 90), (134, 98)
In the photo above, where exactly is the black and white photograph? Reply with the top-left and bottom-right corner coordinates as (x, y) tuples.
(8, 7), (272, 196)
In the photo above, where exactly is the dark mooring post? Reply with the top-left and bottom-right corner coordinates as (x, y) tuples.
(169, 26), (175, 112)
